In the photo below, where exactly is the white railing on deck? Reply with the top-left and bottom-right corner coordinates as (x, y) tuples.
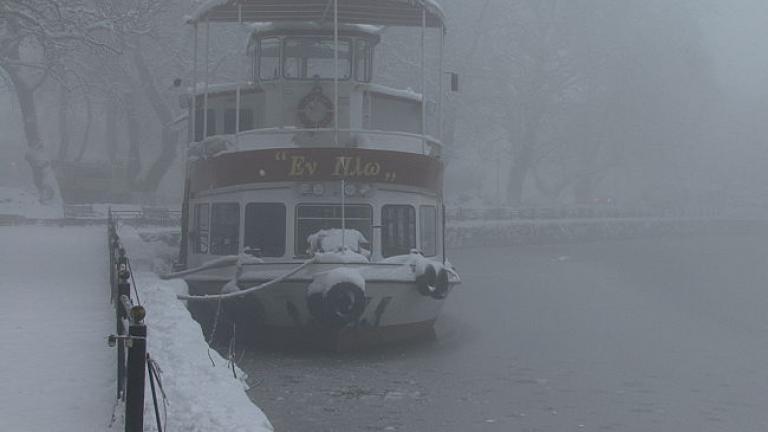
(191, 128), (442, 156)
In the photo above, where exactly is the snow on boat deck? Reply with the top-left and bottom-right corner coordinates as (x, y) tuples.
(0, 226), (114, 432)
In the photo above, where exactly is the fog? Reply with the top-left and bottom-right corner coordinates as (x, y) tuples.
(438, 0), (768, 210)
(2, 1), (768, 431)
(704, 1), (768, 99)
(0, 0), (767, 210)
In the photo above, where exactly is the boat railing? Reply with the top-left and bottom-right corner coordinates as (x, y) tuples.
(191, 127), (442, 157)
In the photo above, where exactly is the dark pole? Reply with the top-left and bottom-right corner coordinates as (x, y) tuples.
(125, 322), (147, 432)
(116, 280), (129, 400)
(442, 202), (447, 264)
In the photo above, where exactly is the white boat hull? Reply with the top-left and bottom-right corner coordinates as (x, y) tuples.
(183, 262), (457, 348)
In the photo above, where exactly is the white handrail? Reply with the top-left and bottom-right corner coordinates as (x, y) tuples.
(191, 127), (443, 155)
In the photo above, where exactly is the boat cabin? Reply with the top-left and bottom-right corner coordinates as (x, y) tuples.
(189, 21), (441, 156)
(182, 0), (449, 266)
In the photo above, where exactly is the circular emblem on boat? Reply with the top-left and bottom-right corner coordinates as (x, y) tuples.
(297, 86), (334, 129)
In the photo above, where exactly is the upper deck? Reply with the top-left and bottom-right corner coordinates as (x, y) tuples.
(186, 4), (447, 160)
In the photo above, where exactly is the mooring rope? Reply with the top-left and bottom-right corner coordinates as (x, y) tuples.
(175, 258), (316, 302)
(126, 258), (142, 306)
(147, 354), (167, 432)
(159, 256), (242, 280)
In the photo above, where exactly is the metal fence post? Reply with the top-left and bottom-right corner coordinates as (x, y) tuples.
(125, 321), (147, 432)
(109, 246), (116, 302)
(117, 280), (130, 400)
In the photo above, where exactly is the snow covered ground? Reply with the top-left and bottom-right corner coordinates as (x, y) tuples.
(0, 224), (272, 432)
(0, 187), (63, 219)
(0, 226), (114, 432)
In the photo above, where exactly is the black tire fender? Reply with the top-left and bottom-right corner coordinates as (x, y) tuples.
(432, 268), (451, 299)
(415, 264), (437, 297)
(308, 282), (366, 327)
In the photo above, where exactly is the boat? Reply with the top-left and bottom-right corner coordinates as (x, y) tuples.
(174, 0), (460, 349)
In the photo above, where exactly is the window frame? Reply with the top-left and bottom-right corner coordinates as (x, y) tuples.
(381, 204), (417, 258)
(257, 37), (282, 81)
(419, 205), (438, 257)
(223, 108), (255, 134)
(193, 203), (210, 254)
(282, 37), (353, 81)
(354, 39), (373, 82)
(244, 202), (287, 258)
(294, 203), (373, 257)
(194, 108), (217, 141)
(209, 202), (241, 256)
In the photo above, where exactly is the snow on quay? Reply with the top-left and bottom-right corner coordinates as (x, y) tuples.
(0, 186), (63, 219)
(118, 226), (274, 432)
(132, 272), (273, 432)
(0, 223), (272, 432)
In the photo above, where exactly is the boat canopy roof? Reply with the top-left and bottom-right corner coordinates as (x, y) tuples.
(250, 21), (382, 36)
(187, 0), (446, 29)
(249, 22), (383, 44)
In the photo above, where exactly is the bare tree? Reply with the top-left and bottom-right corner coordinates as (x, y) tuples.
(0, 0), (117, 203)
(445, 0), (716, 206)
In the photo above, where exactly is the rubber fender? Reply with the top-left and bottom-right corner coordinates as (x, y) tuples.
(432, 268), (451, 300)
(307, 282), (366, 327)
(324, 282), (366, 326)
(415, 263), (437, 297)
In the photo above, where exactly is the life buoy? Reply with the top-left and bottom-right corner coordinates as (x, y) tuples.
(415, 264), (437, 297)
(297, 86), (334, 129)
(307, 282), (366, 327)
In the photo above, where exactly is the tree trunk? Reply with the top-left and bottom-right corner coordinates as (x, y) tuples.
(105, 100), (119, 165)
(137, 126), (180, 193)
(57, 85), (71, 161)
(9, 74), (61, 204)
(507, 165), (527, 205)
(124, 92), (142, 184)
(75, 92), (93, 162)
(131, 41), (180, 193)
(506, 118), (538, 205)
(507, 145), (532, 206)
(573, 173), (595, 204)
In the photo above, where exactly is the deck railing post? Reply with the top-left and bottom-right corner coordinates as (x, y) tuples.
(125, 321), (147, 432)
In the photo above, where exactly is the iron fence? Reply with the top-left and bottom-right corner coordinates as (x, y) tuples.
(107, 209), (156, 432)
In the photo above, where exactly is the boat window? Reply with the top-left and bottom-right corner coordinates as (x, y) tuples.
(258, 37), (281, 80)
(284, 38), (351, 80)
(381, 205), (416, 258)
(420, 205), (438, 257)
(244, 203), (286, 257)
(295, 204), (372, 256)
(193, 203), (210, 254)
(355, 39), (372, 82)
(224, 109), (254, 134)
(210, 203), (240, 255)
(194, 108), (216, 141)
